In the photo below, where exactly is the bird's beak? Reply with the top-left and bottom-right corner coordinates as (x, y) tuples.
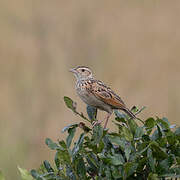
(69, 68), (76, 73)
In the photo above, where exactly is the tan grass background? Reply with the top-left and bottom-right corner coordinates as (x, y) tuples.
(0, 0), (180, 179)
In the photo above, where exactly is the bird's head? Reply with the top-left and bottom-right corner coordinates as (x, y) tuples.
(70, 66), (93, 80)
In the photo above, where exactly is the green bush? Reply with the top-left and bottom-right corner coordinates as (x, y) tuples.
(19, 96), (180, 180)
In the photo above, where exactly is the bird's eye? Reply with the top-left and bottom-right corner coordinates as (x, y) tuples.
(81, 69), (85, 72)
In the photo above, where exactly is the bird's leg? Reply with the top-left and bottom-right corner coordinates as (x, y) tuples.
(92, 119), (103, 127)
(92, 112), (112, 128)
(104, 112), (112, 129)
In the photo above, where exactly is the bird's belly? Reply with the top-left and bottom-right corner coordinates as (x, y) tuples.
(76, 89), (112, 113)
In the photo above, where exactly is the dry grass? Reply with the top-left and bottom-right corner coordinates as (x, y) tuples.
(0, 0), (180, 179)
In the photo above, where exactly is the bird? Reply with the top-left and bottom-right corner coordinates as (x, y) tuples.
(70, 66), (136, 128)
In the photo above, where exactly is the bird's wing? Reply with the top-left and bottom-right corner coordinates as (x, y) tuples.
(86, 79), (126, 109)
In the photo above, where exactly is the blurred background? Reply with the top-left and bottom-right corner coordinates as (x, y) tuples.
(0, 0), (180, 179)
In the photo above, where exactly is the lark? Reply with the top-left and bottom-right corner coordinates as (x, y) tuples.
(70, 66), (136, 128)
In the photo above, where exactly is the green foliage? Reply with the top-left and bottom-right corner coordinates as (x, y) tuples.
(23, 97), (180, 179)
(18, 167), (34, 180)
(0, 170), (5, 180)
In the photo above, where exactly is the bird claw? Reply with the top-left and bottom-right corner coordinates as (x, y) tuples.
(92, 120), (102, 127)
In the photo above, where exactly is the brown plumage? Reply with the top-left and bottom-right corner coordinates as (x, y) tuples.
(70, 66), (136, 128)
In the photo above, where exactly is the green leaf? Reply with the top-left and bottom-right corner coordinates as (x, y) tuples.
(62, 124), (78, 133)
(75, 156), (86, 178)
(145, 118), (156, 129)
(102, 135), (113, 152)
(104, 166), (112, 179)
(30, 170), (43, 180)
(147, 148), (156, 172)
(56, 149), (71, 165)
(167, 133), (177, 145)
(135, 127), (144, 138)
(64, 96), (76, 112)
(175, 127), (180, 135)
(137, 142), (151, 155)
(97, 140), (104, 153)
(58, 140), (67, 149)
(158, 137), (167, 147)
(159, 174), (180, 178)
(136, 157), (147, 173)
(108, 154), (125, 165)
(147, 173), (159, 180)
(45, 138), (62, 150)
(133, 106), (146, 115)
(66, 127), (76, 148)
(151, 130), (159, 140)
(64, 97), (91, 122)
(86, 153), (99, 177)
(176, 156), (180, 165)
(124, 162), (138, 178)
(86, 105), (97, 121)
(121, 126), (133, 141)
(159, 154), (175, 171)
(0, 170), (5, 180)
(128, 119), (138, 135)
(91, 125), (104, 145)
(36, 164), (46, 176)
(150, 141), (168, 159)
(86, 153), (99, 170)
(157, 118), (170, 131)
(54, 152), (60, 169)
(111, 166), (121, 178)
(114, 110), (127, 119)
(114, 117), (126, 123)
(142, 134), (151, 142)
(108, 135), (125, 149)
(72, 133), (85, 156)
(43, 160), (54, 172)
(66, 166), (76, 180)
(157, 124), (163, 138)
(125, 146), (131, 161)
(162, 117), (170, 126)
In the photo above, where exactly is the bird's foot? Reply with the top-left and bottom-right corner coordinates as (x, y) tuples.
(92, 120), (103, 127)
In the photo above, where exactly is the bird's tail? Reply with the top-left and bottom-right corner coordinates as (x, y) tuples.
(123, 108), (136, 119)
